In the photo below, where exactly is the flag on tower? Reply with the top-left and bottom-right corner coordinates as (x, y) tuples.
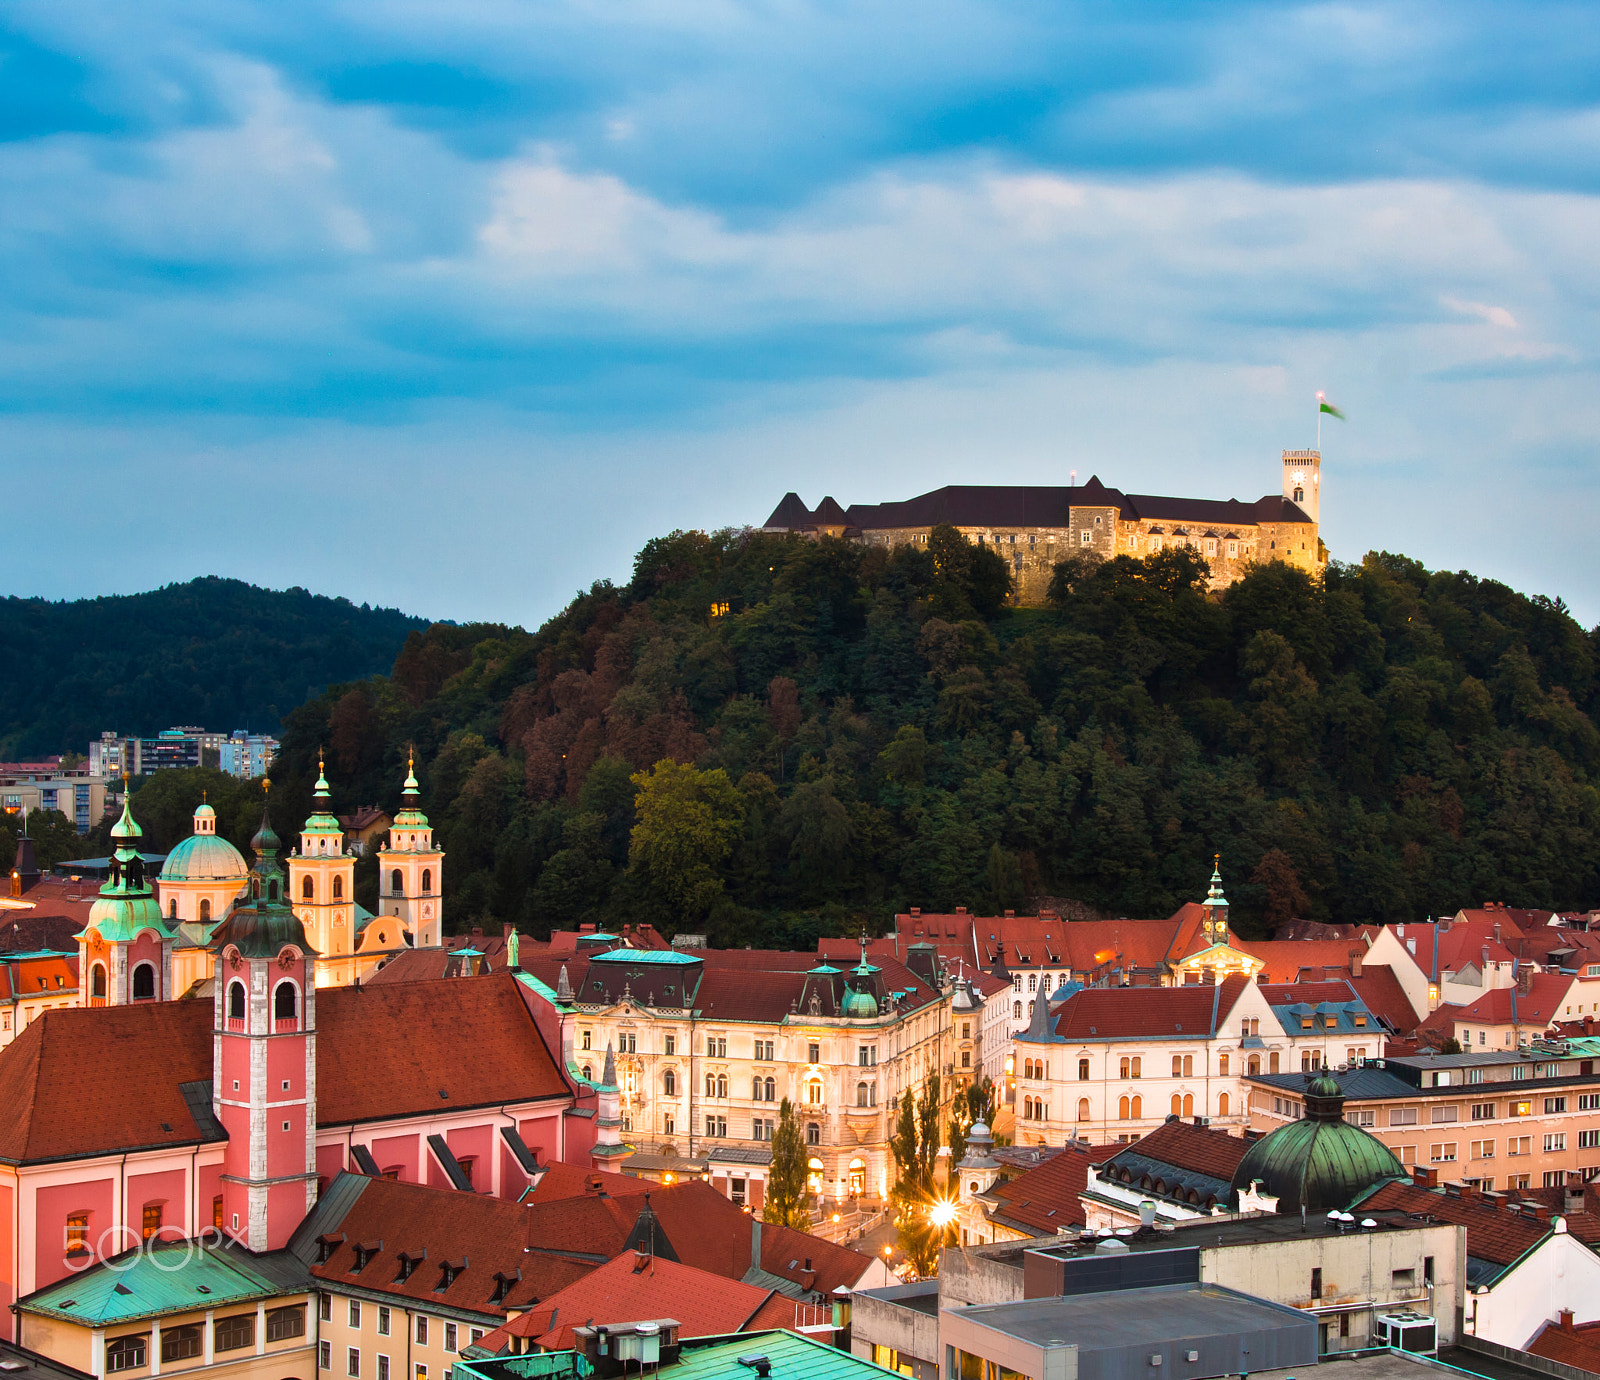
(1317, 391), (1345, 420)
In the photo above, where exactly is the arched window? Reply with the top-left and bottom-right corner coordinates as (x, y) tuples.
(582, 1065), (592, 1081)
(1118, 1095), (1130, 1120)
(91, 964), (106, 998)
(132, 963), (155, 1001)
(664, 1070), (676, 1096)
(716, 1073), (728, 1098)
(1120, 1056), (1129, 1079)
(228, 981), (245, 1021)
(302, 876), (314, 900)
(274, 982), (298, 1022)
(1028, 974), (1037, 992)
(856, 1082), (870, 1107)
(332, 877), (343, 899)
(391, 870), (404, 895)
(199, 898), (211, 923)
(764, 1077), (775, 1101)
(1218, 1092), (1230, 1116)
(806, 1079), (823, 1106)
(705, 1073), (716, 1097)
(1013, 1001), (1022, 1018)
(1218, 1053), (1229, 1076)
(1131, 1095), (1142, 1118)
(1247, 1054), (1261, 1076)
(753, 1076), (764, 1100)
(1078, 1057), (1090, 1080)
(422, 869), (432, 894)
(806, 1123), (820, 1145)
(1171, 1093), (1182, 1116)
(1182, 1093), (1194, 1117)
(1077, 1098), (1090, 1121)
(267, 880), (278, 902)
(169, 899), (178, 919)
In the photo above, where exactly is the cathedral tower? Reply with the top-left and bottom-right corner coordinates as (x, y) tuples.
(1282, 448), (1321, 523)
(209, 791), (319, 1251)
(77, 788), (173, 1006)
(289, 755), (357, 986)
(375, 755), (443, 948)
(1201, 856), (1230, 948)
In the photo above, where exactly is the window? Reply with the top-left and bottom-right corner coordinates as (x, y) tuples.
(754, 1118), (774, 1141)
(1510, 1100), (1533, 1117)
(763, 1076), (776, 1101)
(91, 964), (106, 999)
(391, 869), (404, 895)
(349, 1348), (361, 1377)
(1218, 1054), (1229, 1076)
(162, 1326), (203, 1363)
(1269, 1053), (1280, 1074)
(1509, 1174), (1531, 1190)
(1172, 1055), (1182, 1078)
(379, 1359), (390, 1380)
(321, 1294), (333, 1322)
(1581, 1093), (1600, 1111)
(200, 898), (211, 922)
(303, 876), (315, 900)
(665, 1035), (676, 1055)
(1432, 1105), (1459, 1123)
(275, 981), (298, 1022)
(806, 1079), (823, 1105)
(1507, 1136), (1531, 1157)
(806, 1122), (820, 1145)
(65, 1211), (88, 1253)
(1302, 1050), (1321, 1072)
(581, 1030), (591, 1051)
(106, 1337), (149, 1374)
(1028, 974), (1037, 992)
(444, 1324), (457, 1354)
(1545, 1133), (1567, 1153)
(267, 1307), (305, 1342)
(1580, 1130), (1600, 1149)
(142, 1202), (163, 1241)
(706, 1115), (727, 1137)
(708, 1035), (727, 1058)
(422, 869), (432, 894)
(1013, 1001), (1022, 1018)
(1547, 1097), (1569, 1115)
(1429, 1143), (1458, 1163)
(1390, 1107), (1419, 1127)
(320, 1342), (332, 1371)
(377, 1307), (390, 1337)
(1471, 1140), (1495, 1160)
(334, 876), (344, 899)
(132, 963), (155, 1000)
(1347, 1109), (1376, 1128)
(350, 1300), (362, 1329)
(1218, 1092), (1230, 1116)
(416, 1317), (428, 1346)
(1311, 1267), (1322, 1300)
(808, 1042), (820, 1063)
(664, 1070), (677, 1096)
(758, 1040), (775, 1061)
(1078, 1098), (1090, 1121)
(1078, 1057), (1090, 1080)
(1471, 1102), (1496, 1120)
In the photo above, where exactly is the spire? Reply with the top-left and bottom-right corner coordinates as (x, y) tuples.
(393, 749), (431, 828)
(315, 750), (331, 799)
(556, 964), (573, 1002)
(1206, 854), (1229, 909)
(600, 1042), (617, 1090)
(403, 750), (420, 798)
(110, 775), (142, 843)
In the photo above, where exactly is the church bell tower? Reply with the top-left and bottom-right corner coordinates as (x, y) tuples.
(289, 755), (357, 986)
(375, 755), (444, 948)
(1282, 448), (1321, 523)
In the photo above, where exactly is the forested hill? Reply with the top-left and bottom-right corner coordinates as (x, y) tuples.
(0, 578), (428, 758)
(262, 530), (1600, 945)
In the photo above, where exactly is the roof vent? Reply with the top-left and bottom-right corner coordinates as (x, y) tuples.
(738, 1357), (772, 1379)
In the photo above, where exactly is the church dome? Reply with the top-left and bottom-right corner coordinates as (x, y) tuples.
(1228, 1071), (1407, 1215)
(161, 831), (249, 882)
(841, 982), (879, 1019)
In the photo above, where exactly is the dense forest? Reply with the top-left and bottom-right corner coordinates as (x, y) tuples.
(151, 530), (1600, 945)
(0, 578), (429, 758)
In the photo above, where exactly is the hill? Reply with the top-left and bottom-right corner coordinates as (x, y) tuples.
(0, 577), (429, 758)
(246, 529), (1599, 944)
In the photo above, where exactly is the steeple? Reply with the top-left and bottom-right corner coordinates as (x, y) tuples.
(290, 753), (358, 983)
(377, 750), (444, 949)
(78, 781), (172, 1004)
(1203, 854), (1229, 944)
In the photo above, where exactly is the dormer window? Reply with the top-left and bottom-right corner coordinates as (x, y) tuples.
(394, 1250), (425, 1283)
(489, 1269), (521, 1306)
(352, 1241), (383, 1274)
(315, 1233), (346, 1265)
(434, 1258), (466, 1293)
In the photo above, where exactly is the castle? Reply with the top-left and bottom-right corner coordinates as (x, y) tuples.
(762, 448), (1326, 603)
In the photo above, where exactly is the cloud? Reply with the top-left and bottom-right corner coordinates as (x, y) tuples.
(1442, 296), (1518, 329)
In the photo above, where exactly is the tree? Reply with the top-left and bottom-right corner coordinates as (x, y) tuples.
(765, 1098), (810, 1228)
(948, 1076), (999, 1170)
(628, 759), (746, 917)
(1250, 848), (1310, 933)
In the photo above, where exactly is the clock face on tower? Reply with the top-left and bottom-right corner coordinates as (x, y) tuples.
(1292, 472), (1305, 487)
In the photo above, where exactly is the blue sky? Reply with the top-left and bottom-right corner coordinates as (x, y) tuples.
(3, 1), (1598, 626)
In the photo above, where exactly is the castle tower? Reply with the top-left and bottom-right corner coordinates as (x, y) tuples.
(289, 755), (357, 986)
(1201, 855), (1230, 948)
(77, 788), (174, 1007)
(209, 790), (320, 1251)
(375, 754), (444, 948)
(1282, 448), (1321, 523)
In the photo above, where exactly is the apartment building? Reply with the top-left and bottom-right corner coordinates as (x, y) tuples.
(517, 942), (958, 1207)
(1247, 1043), (1600, 1191)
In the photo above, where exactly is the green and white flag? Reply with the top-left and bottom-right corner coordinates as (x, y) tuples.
(1317, 391), (1345, 420)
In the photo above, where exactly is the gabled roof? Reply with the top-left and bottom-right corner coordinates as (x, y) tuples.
(981, 1141), (1112, 1235)
(1235, 939), (1371, 984)
(527, 1162), (652, 1204)
(0, 953), (77, 1001)
(1345, 967), (1425, 1034)
(1526, 1319), (1600, 1375)
(1092, 1118), (1247, 1213)
(498, 1250), (780, 1352)
(1452, 975), (1575, 1028)
(1038, 975), (1250, 1043)
(1257, 980), (1380, 1036)
(0, 1002), (220, 1164)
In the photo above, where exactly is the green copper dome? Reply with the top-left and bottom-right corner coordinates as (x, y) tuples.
(841, 982), (879, 1019)
(82, 794), (168, 943)
(208, 800), (317, 959)
(1229, 1072), (1407, 1215)
(301, 756), (343, 838)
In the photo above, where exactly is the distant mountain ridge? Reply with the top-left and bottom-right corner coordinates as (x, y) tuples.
(0, 577), (431, 758)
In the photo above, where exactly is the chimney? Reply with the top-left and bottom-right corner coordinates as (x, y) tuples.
(1520, 967), (1535, 995)
(1561, 1310), (1576, 1334)
(1350, 950), (1364, 979)
(1494, 922), (1503, 945)
(751, 1213), (762, 1272)
(1411, 1166), (1437, 1188)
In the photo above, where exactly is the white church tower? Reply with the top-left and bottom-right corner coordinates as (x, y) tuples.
(375, 754), (443, 948)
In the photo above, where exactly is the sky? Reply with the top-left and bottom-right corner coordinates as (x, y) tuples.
(2, 1), (1598, 628)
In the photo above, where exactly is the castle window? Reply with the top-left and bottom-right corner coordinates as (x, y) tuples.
(274, 981), (299, 1024)
(1294, 487), (1304, 503)
(333, 876), (343, 899)
(200, 898), (211, 922)
(1080, 530), (1092, 546)
(422, 869), (432, 894)
(132, 963), (156, 1001)
(91, 964), (106, 999)
(229, 980), (245, 1021)
(303, 876), (314, 900)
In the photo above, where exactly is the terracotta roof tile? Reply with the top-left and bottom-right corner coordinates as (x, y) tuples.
(1045, 975), (1250, 1041)
(1345, 968), (1425, 1034)
(1235, 940), (1370, 984)
(985, 1142), (1112, 1234)
(1452, 975), (1575, 1027)
(1102, 1117), (1249, 1184)
(1353, 1180), (1548, 1266)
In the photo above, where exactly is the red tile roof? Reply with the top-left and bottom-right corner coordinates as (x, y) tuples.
(1236, 939), (1370, 984)
(1353, 1180), (1548, 1266)
(1527, 1320), (1600, 1375)
(1452, 975), (1575, 1028)
(528, 1162), (652, 1204)
(1345, 967), (1425, 1034)
(0, 909), (85, 955)
(1045, 975), (1251, 1041)
(0, 953), (78, 1000)
(1106, 1117), (1250, 1183)
(0, 1001), (219, 1163)
(496, 1250), (779, 1351)
(984, 1142), (1113, 1234)
(310, 1176), (595, 1314)
(315, 971), (570, 1124)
